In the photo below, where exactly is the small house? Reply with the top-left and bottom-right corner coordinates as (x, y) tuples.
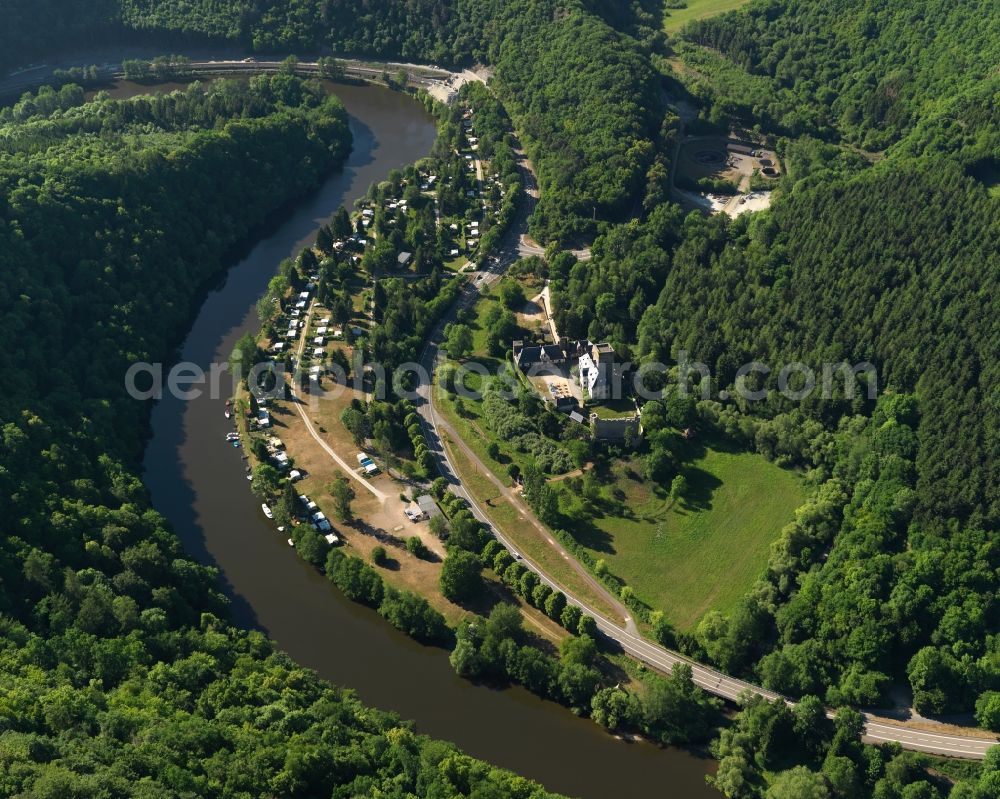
(415, 494), (441, 519)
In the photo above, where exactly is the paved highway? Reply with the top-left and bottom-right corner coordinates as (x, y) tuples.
(191, 51), (1000, 763)
(411, 140), (998, 764)
(6, 48), (994, 762)
(1, 54), (473, 101)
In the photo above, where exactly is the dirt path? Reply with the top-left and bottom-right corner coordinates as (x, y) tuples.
(291, 300), (388, 502)
(288, 395), (388, 502)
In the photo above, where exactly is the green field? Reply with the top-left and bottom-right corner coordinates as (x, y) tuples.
(468, 293), (501, 355)
(568, 446), (806, 631)
(663, 0), (752, 33)
(452, 291), (805, 633)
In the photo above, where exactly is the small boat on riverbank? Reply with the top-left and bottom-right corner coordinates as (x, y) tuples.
(261, 504), (273, 519)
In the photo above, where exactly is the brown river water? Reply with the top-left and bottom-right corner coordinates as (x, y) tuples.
(134, 78), (719, 798)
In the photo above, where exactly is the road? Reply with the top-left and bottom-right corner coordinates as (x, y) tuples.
(423, 377), (636, 632)
(518, 235), (591, 261)
(411, 134), (998, 764)
(8, 46), (995, 761)
(0, 52), (477, 102)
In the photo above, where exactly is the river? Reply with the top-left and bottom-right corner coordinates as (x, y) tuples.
(139, 78), (718, 798)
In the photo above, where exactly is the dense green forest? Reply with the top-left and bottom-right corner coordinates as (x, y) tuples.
(677, 0), (1000, 150)
(550, 129), (999, 731)
(2, 0), (662, 243)
(631, 159), (999, 528)
(0, 75), (560, 797)
(1, 0), (999, 795)
(536, 0), (1000, 752)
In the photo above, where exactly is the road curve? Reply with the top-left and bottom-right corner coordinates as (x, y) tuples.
(410, 131), (998, 764)
(181, 53), (1000, 763)
(1, 54), (471, 100)
(7, 48), (995, 762)
(415, 282), (998, 757)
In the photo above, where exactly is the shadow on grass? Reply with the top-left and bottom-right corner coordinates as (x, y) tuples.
(561, 515), (617, 556)
(677, 465), (723, 513)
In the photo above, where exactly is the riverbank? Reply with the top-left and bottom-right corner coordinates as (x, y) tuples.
(134, 72), (722, 797)
(225, 77), (729, 756)
(0, 44), (483, 102)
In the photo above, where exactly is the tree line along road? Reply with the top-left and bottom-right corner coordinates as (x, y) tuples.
(410, 133), (998, 763)
(0, 55), (475, 101)
(5, 51), (994, 761)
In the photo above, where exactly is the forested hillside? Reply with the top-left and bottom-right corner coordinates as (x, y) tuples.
(634, 159), (999, 528)
(537, 0), (1000, 729)
(0, 76), (558, 797)
(678, 0), (1000, 149)
(0, 0), (120, 75)
(479, 1), (659, 242)
(2, 0), (662, 243)
(1, 0), (999, 792)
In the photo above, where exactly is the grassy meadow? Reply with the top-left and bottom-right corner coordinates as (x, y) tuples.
(663, 0), (752, 33)
(563, 444), (805, 631)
